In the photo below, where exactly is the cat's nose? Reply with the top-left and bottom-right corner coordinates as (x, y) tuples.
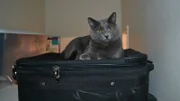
(104, 35), (109, 39)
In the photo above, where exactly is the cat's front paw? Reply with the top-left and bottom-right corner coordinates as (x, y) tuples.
(79, 54), (91, 60)
(97, 57), (102, 60)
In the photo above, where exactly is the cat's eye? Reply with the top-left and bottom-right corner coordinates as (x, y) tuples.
(97, 29), (103, 33)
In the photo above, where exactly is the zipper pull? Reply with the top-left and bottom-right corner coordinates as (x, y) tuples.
(53, 66), (60, 83)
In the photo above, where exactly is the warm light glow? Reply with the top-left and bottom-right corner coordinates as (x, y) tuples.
(122, 33), (128, 49)
(122, 25), (129, 49)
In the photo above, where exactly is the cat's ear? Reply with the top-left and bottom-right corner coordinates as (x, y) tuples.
(87, 17), (99, 28)
(108, 12), (116, 24)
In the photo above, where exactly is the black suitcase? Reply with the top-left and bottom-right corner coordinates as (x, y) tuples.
(13, 49), (155, 101)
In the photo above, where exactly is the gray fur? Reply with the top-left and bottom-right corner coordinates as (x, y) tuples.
(79, 12), (124, 60)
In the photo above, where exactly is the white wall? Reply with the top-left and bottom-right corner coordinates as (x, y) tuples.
(45, 0), (121, 37)
(0, 0), (45, 33)
(122, 0), (180, 101)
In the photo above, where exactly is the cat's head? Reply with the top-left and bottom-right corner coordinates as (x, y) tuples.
(87, 12), (120, 44)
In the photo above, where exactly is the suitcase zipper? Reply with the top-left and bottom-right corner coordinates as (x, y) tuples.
(53, 66), (60, 83)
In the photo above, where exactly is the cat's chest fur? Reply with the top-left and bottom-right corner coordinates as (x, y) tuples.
(84, 39), (123, 59)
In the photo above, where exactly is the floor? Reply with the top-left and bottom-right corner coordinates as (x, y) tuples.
(0, 77), (18, 101)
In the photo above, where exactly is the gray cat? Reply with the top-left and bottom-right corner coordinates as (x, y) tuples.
(79, 12), (124, 60)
